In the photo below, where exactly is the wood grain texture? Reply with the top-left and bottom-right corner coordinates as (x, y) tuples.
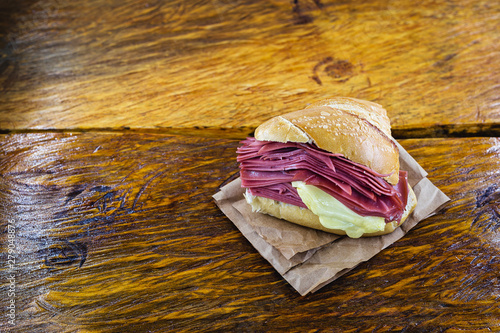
(1, 0), (499, 136)
(1, 133), (499, 332)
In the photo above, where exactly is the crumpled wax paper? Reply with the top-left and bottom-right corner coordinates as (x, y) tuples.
(213, 141), (450, 295)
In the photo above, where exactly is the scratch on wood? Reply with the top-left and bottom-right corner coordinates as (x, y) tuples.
(132, 168), (167, 211)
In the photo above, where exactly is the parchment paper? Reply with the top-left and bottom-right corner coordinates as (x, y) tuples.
(213, 141), (450, 295)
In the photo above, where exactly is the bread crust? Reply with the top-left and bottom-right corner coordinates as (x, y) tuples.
(305, 97), (392, 137)
(245, 184), (417, 237)
(254, 97), (399, 185)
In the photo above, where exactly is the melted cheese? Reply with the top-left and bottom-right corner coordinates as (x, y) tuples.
(292, 181), (385, 238)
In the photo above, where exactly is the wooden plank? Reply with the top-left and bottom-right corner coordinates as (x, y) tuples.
(1, 0), (499, 136)
(1, 132), (499, 332)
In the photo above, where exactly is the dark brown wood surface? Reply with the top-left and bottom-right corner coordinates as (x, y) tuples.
(1, 0), (499, 332)
(1, 133), (499, 332)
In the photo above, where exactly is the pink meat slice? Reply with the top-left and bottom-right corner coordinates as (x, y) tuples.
(237, 138), (409, 223)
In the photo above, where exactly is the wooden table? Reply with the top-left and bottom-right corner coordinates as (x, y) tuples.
(1, 0), (499, 331)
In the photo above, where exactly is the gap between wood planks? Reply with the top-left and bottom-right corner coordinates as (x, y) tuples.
(0, 123), (499, 140)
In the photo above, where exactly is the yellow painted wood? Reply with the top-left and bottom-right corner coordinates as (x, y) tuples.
(1, 133), (499, 332)
(0, 0), (499, 135)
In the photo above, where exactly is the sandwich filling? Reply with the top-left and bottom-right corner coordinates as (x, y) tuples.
(237, 137), (409, 226)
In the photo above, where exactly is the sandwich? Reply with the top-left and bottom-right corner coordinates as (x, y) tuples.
(236, 97), (417, 238)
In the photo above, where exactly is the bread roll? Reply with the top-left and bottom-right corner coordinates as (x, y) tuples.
(242, 97), (417, 237)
